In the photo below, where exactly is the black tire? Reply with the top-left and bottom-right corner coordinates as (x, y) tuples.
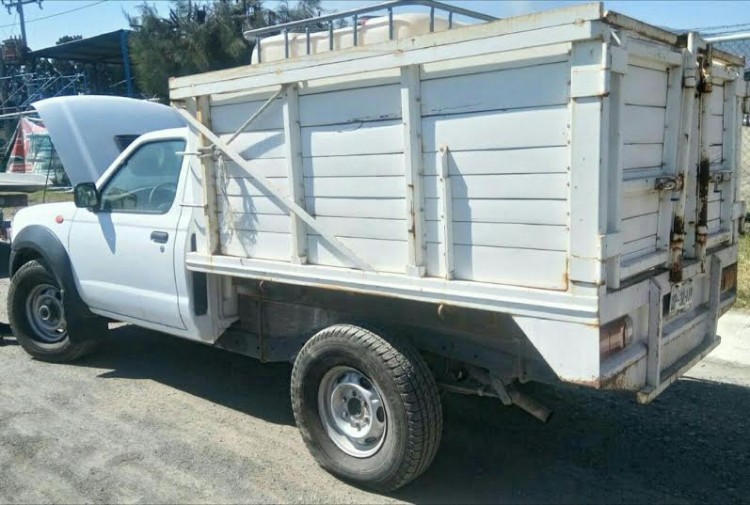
(8, 260), (106, 362)
(291, 324), (442, 492)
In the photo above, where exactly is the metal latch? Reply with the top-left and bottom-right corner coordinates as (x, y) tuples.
(655, 175), (684, 191)
(709, 170), (732, 191)
(697, 46), (714, 94)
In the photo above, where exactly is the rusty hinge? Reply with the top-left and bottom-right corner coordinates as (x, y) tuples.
(655, 174), (684, 191)
(697, 46), (714, 94)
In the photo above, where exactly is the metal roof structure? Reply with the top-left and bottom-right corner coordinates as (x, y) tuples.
(28, 30), (134, 96)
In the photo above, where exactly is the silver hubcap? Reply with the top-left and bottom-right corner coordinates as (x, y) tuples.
(25, 283), (66, 343)
(318, 366), (387, 458)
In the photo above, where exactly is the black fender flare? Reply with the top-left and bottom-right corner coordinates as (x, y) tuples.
(10, 225), (93, 319)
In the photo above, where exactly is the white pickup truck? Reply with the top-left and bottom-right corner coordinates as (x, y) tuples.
(5, 1), (748, 491)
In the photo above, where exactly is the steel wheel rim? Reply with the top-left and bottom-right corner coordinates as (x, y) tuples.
(25, 283), (67, 343)
(318, 366), (388, 458)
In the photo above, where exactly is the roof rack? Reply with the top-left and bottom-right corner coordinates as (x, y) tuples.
(243, 0), (497, 63)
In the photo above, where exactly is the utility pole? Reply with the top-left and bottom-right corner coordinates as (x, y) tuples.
(2, 0), (42, 50)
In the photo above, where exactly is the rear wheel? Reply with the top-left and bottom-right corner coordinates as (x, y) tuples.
(291, 324), (442, 492)
(8, 260), (106, 362)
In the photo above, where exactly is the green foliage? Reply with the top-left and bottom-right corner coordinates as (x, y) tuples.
(127, 0), (326, 101)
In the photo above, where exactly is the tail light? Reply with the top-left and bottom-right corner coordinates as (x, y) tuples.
(600, 316), (633, 359)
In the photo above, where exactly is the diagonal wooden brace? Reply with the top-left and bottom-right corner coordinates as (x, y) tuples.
(175, 106), (374, 272)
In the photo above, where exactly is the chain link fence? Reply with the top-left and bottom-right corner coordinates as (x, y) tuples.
(710, 34), (750, 201)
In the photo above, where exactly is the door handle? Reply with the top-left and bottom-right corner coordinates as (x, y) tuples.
(151, 231), (169, 244)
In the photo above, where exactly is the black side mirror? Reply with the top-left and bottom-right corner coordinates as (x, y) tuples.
(74, 182), (100, 209)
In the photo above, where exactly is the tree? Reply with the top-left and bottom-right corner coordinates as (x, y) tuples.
(127, 0), (330, 100)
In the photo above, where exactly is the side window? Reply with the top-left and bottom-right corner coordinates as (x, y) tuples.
(100, 139), (186, 214)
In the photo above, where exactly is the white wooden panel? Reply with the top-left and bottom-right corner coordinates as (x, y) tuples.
(223, 158), (288, 179)
(423, 174), (568, 200)
(622, 235), (656, 256)
(623, 143), (663, 170)
(706, 145), (723, 165)
(211, 99), (284, 134)
(299, 84), (401, 127)
(425, 244), (567, 290)
(708, 199), (721, 220)
(708, 190), (722, 203)
(303, 154), (404, 178)
(301, 120), (403, 157)
(420, 61), (569, 116)
(424, 198), (568, 226)
(308, 216), (407, 241)
(707, 218), (721, 233)
(623, 105), (666, 144)
(623, 66), (668, 107)
(306, 197), (406, 219)
(305, 176), (404, 198)
(422, 146), (568, 176)
(708, 85), (725, 116)
(422, 106), (569, 152)
(222, 230), (291, 260)
(221, 195), (289, 215)
(219, 212), (290, 234)
(622, 212), (659, 243)
(704, 114), (724, 146)
(621, 243), (659, 264)
(425, 221), (567, 250)
(219, 131), (286, 159)
(223, 176), (289, 197)
(308, 236), (406, 273)
(622, 192), (660, 219)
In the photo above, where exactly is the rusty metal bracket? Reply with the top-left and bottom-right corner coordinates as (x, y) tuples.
(697, 46), (714, 94)
(655, 174), (684, 191)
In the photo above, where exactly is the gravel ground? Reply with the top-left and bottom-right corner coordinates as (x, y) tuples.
(1, 273), (750, 504)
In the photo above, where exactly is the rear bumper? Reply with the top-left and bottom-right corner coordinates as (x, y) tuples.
(599, 245), (737, 401)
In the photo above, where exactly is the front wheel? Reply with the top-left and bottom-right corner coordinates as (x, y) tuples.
(8, 260), (106, 362)
(291, 324), (442, 492)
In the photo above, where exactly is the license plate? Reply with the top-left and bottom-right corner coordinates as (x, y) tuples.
(669, 280), (694, 316)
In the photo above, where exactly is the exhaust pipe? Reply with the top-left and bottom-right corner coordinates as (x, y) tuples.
(507, 387), (553, 423)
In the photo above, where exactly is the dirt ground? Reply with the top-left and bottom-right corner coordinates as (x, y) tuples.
(1, 274), (750, 504)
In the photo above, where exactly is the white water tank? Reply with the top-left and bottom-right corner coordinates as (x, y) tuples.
(249, 13), (464, 64)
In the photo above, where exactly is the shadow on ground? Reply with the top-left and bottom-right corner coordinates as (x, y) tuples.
(3, 323), (748, 504)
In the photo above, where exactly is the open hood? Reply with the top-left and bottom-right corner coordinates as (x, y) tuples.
(33, 96), (185, 186)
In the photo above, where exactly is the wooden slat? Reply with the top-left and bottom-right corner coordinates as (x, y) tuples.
(423, 174), (568, 200)
(308, 236), (406, 274)
(422, 106), (569, 152)
(708, 85), (725, 116)
(303, 154), (404, 178)
(621, 235), (656, 256)
(622, 192), (660, 219)
(219, 131), (286, 159)
(223, 159), (287, 178)
(219, 212), (290, 233)
(222, 230), (291, 260)
(301, 120), (403, 157)
(425, 221), (567, 250)
(306, 197), (406, 219)
(623, 143), (663, 171)
(221, 195), (289, 215)
(307, 216), (407, 241)
(623, 65), (668, 107)
(223, 176), (289, 197)
(424, 198), (568, 225)
(623, 105), (666, 144)
(298, 83), (401, 127)
(420, 61), (570, 117)
(422, 146), (568, 176)
(622, 212), (659, 243)
(425, 243), (567, 290)
(211, 99), (284, 134)
(305, 176), (404, 198)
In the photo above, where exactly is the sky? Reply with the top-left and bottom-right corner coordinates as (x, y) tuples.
(0, 0), (749, 51)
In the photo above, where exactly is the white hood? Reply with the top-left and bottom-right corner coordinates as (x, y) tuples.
(33, 96), (185, 185)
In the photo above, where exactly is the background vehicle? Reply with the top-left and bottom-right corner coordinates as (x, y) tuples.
(6, 1), (749, 491)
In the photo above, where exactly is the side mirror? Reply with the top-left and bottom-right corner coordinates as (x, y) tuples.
(74, 182), (100, 209)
